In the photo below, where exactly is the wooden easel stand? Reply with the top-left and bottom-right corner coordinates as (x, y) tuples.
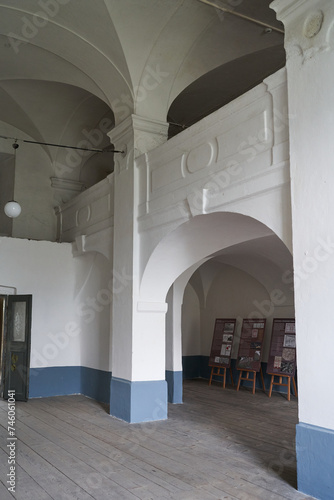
(209, 366), (234, 389)
(236, 368), (265, 394)
(267, 373), (298, 401)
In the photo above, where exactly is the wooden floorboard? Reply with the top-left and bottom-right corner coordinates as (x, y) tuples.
(0, 379), (316, 500)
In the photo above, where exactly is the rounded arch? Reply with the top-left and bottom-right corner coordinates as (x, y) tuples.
(140, 211), (290, 304)
(167, 45), (285, 137)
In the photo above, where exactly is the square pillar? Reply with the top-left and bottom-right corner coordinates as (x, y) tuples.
(108, 115), (169, 422)
(271, 1), (334, 498)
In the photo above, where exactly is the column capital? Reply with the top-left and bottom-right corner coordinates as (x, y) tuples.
(108, 114), (169, 157)
(271, 0), (334, 62)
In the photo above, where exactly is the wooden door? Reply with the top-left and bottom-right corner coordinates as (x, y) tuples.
(0, 296), (6, 397)
(3, 295), (32, 401)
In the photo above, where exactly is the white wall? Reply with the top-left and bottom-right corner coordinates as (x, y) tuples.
(181, 283), (201, 357)
(74, 252), (111, 372)
(0, 237), (110, 372)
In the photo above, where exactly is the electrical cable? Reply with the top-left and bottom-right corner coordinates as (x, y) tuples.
(0, 134), (124, 154)
(197, 0), (284, 34)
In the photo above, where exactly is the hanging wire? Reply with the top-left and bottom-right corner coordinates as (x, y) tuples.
(12, 140), (19, 187)
(0, 134), (124, 154)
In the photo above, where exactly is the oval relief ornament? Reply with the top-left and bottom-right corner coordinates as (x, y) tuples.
(303, 11), (324, 38)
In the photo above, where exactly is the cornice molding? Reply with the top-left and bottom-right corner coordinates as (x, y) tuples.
(271, 0), (334, 63)
(50, 177), (85, 192)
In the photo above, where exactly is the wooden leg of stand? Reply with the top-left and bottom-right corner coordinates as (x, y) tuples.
(252, 372), (256, 394)
(223, 368), (226, 389)
(229, 367), (234, 387)
(237, 371), (242, 391)
(292, 376), (298, 398)
(268, 375), (274, 398)
(287, 376), (291, 401)
(209, 367), (214, 386)
(260, 367), (266, 394)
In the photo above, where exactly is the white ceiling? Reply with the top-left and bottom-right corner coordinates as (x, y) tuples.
(0, 0), (285, 155)
(0, 0), (291, 280)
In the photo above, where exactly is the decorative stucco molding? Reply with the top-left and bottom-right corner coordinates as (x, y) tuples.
(271, 0), (334, 63)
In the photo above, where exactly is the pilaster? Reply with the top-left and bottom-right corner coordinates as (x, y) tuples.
(271, 0), (334, 63)
(107, 115), (169, 422)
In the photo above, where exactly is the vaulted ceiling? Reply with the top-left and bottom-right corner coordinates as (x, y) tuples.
(0, 0), (285, 239)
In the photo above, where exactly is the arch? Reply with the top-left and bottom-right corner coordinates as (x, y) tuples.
(140, 211), (289, 304)
(167, 45), (285, 137)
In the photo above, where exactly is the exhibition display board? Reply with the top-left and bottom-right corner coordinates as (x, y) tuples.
(267, 318), (297, 400)
(236, 318), (266, 394)
(209, 318), (236, 367)
(208, 318), (236, 388)
(267, 318), (296, 376)
(236, 319), (266, 372)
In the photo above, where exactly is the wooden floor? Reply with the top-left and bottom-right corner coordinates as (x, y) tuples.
(0, 379), (315, 500)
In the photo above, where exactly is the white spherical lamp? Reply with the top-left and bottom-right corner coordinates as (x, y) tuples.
(4, 200), (22, 218)
(4, 141), (22, 219)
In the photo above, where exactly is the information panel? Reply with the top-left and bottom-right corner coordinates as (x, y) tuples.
(236, 319), (266, 372)
(208, 318), (236, 368)
(267, 318), (296, 376)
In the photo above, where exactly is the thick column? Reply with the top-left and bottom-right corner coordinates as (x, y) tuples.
(271, 1), (334, 498)
(108, 115), (169, 423)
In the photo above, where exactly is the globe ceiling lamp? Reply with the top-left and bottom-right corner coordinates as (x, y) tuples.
(4, 142), (21, 219)
(0, 133), (125, 219)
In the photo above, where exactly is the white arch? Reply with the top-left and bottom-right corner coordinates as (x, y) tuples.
(140, 211), (279, 304)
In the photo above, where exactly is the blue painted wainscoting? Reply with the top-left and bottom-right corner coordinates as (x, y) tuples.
(29, 366), (111, 403)
(29, 357), (295, 410)
(296, 422), (334, 500)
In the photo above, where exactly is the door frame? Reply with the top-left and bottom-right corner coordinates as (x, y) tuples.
(0, 295), (7, 398)
(2, 295), (32, 401)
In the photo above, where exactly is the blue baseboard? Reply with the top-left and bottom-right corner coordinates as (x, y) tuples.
(29, 366), (111, 403)
(81, 367), (111, 404)
(110, 377), (167, 423)
(182, 355), (202, 379)
(29, 366), (81, 397)
(166, 370), (183, 403)
(296, 422), (334, 500)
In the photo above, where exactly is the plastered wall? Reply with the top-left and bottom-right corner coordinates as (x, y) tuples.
(0, 237), (110, 373)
